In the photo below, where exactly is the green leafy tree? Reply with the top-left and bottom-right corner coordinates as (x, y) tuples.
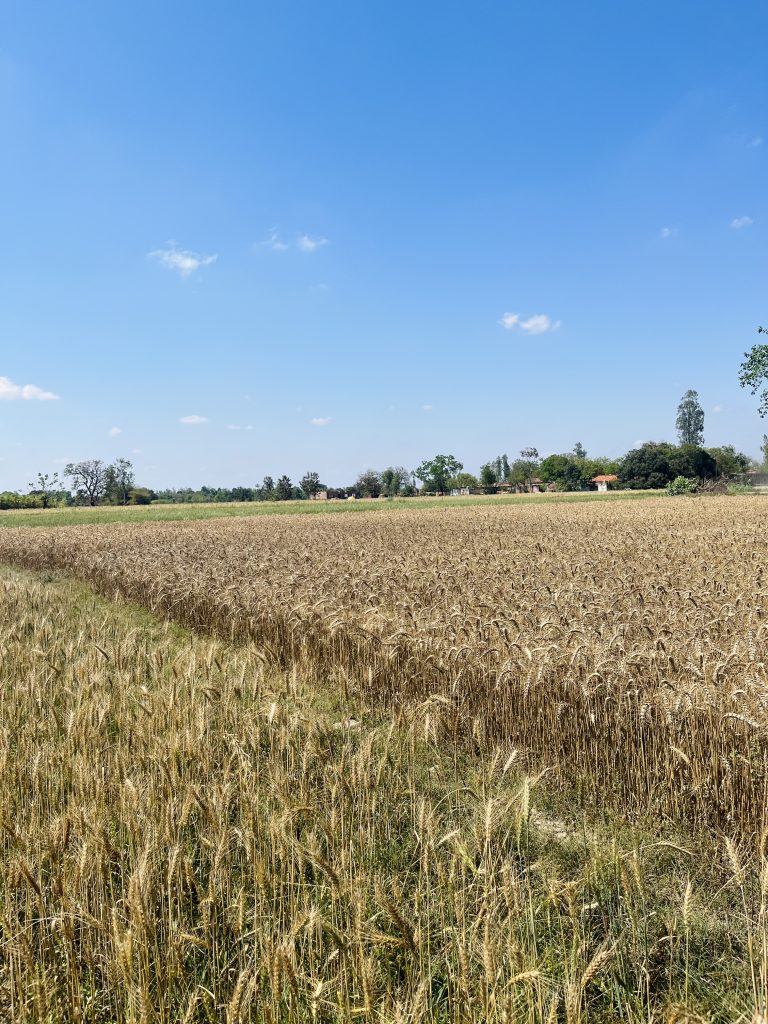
(619, 443), (675, 489)
(300, 471), (323, 498)
(479, 463), (497, 488)
(274, 475), (293, 500)
(739, 326), (768, 416)
(65, 459), (108, 506)
(415, 455), (463, 494)
(676, 390), (705, 446)
(762, 435), (768, 468)
(668, 444), (716, 479)
(108, 458), (135, 505)
(539, 454), (582, 491)
(28, 471), (60, 509)
(260, 476), (275, 500)
(706, 445), (751, 477)
(518, 447), (540, 491)
(447, 472), (478, 490)
(380, 466), (409, 497)
(356, 470), (383, 498)
(572, 441), (587, 460)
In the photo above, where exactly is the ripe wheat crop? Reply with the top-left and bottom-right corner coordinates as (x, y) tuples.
(1, 496), (766, 832)
(0, 566), (765, 1021)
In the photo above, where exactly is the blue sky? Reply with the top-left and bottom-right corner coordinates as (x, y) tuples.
(1, 1), (766, 490)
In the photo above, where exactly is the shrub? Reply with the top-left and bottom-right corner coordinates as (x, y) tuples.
(666, 475), (697, 496)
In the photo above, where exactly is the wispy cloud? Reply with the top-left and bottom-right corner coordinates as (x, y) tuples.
(108, 426), (122, 436)
(179, 414), (208, 425)
(0, 375), (59, 401)
(499, 313), (561, 335)
(297, 234), (329, 253)
(422, 404), (433, 411)
(731, 216), (753, 229)
(131, 448), (142, 454)
(225, 424), (241, 431)
(261, 228), (289, 251)
(712, 404), (723, 413)
(659, 226), (678, 239)
(310, 416), (331, 426)
(149, 243), (217, 277)
(748, 136), (763, 148)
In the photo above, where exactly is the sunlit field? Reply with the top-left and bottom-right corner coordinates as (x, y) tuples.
(0, 488), (662, 529)
(2, 496), (768, 1021)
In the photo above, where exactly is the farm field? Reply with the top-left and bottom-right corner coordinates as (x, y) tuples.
(2, 496), (768, 1020)
(0, 488), (661, 529)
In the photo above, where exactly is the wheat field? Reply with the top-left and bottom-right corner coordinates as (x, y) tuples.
(2, 497), (768, 1021)
(1, 497), (766, 830)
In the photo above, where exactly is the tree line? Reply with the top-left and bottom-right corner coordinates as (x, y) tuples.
(1, 389), (765, 511)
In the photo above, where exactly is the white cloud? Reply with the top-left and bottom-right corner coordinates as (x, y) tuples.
(261, 229), (288, 251)
(0, 375), (59, 401)
(712, 404), (722, 413)
(310, 416), (331, 426)
(149, 243), (217, 277)
(108, 426), (122, 436)
(660, 226), (678, 239)
(131, 448), (142, 454)
(245, 424), (254, 431)
(422, 404), (433, 411)
(731, 216), (753, 229)
(748, 136), (763, 148)
(179, 414), (208, 425)
(297, 234), (329, 253)
(499, 313), (561, 335)
(225, 424), (241, 431)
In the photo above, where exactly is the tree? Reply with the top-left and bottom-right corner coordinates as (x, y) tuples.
(668, 444), (716, 480)
(619, 443), (676, 489)
(706, 445), (751, 477)
(539, 454), (582, 491)
(261, 476), (275, 500)
(28, 471), (60, 509)
(356, 469), (382, 498)
(300, 471), (323, 499)
(676, 390), (705, 446)
(274, 475), (293, 501)
(108, 458), (135, 505)
(763, 435), (768, 468)
(739, 326), (768, 416)
(448, 472), (478, 490)
(518, 447), (540, 491)
(414, 455), (463, 494)
(573, 442), (587, 460)
(381, 466), (409, 497)
(479, 463), (497, 488)
(65, 459), (108, 506)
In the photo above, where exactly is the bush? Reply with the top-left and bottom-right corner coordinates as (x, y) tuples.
(727, 482), (755, 495)
(666, 476), (698, 496)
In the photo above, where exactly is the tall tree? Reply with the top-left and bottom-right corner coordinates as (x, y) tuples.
(739, 326), (768, 416)
(518, 447), (540, 491)
(675, 390), (705, 446)
(381, 466), (409, 497)
(300, 471), (322, 498)
(572, 441), (587, 460)
(28, 471), (60, 509)
(274, 475), (293, 501)
(261, 475), (275, 499)
(415, 455), (463, 494)
(65, 459), (108, 506)
(479, 463), (497, 488)
(762, 435), (768, 468)
(108, 458), (135, 505)
(356, 469), (382, 498)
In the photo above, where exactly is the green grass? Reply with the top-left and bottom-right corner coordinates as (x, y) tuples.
(0, 489), (664, 528)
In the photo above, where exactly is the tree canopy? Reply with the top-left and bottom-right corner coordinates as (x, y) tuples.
(739, 326), (768, 417)
(676, 390), (705, 446)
